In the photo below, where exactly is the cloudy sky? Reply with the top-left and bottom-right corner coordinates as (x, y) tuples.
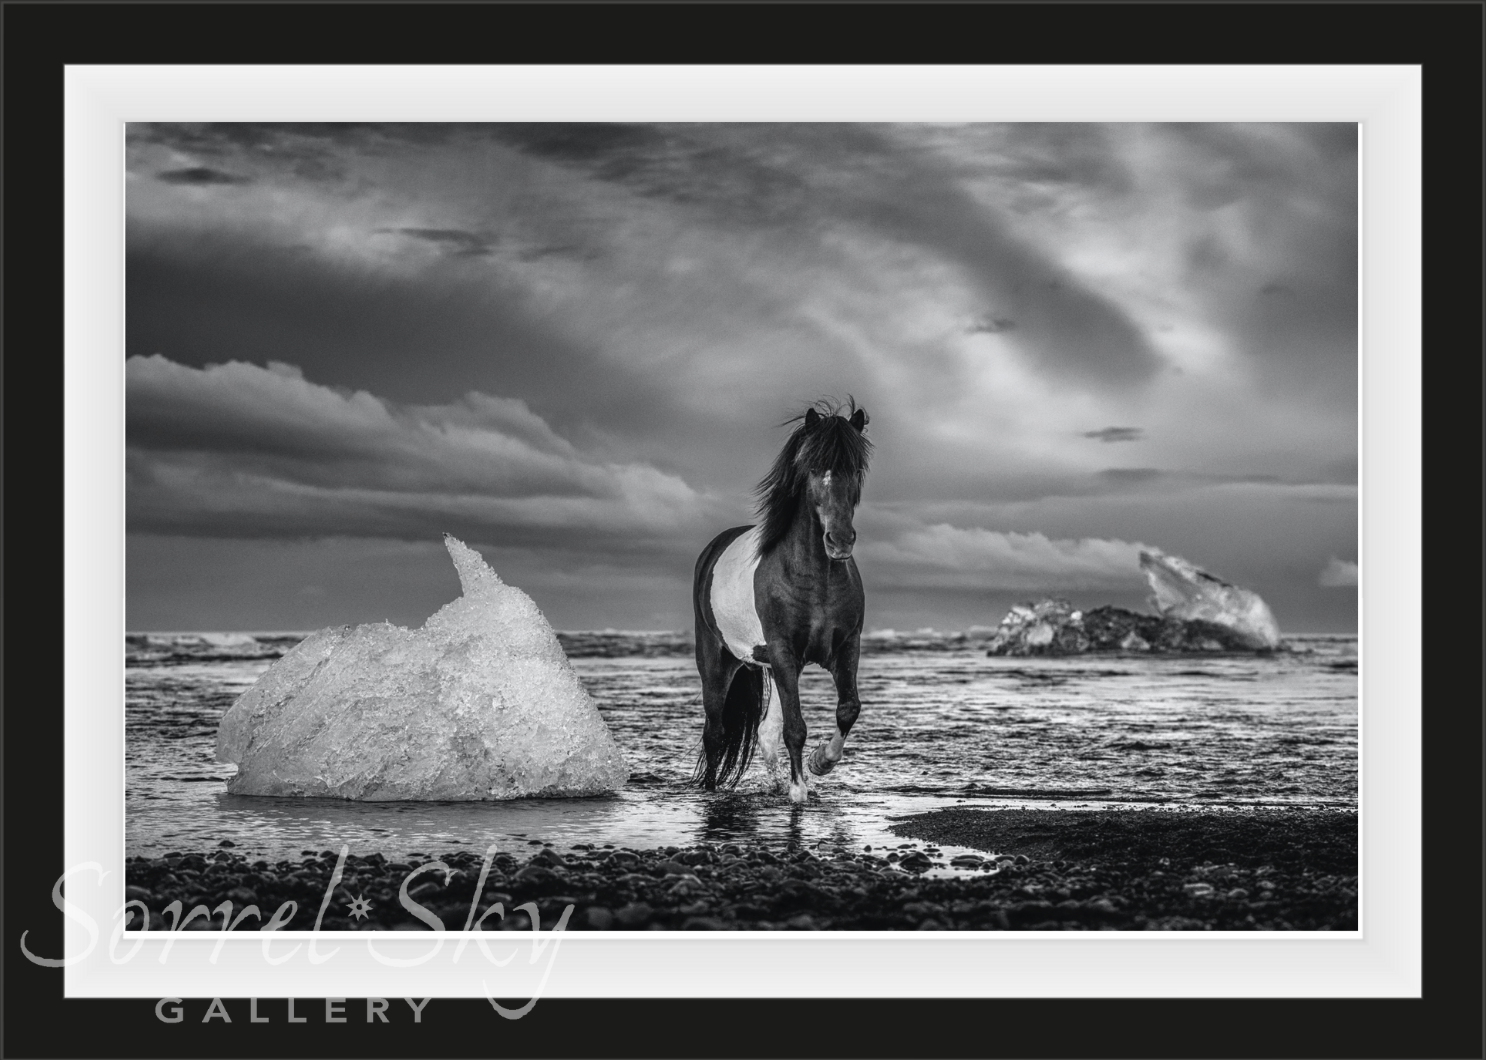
(125, 122), (1358, 633)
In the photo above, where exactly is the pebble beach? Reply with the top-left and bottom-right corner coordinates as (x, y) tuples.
(123, 806), (1357, 932)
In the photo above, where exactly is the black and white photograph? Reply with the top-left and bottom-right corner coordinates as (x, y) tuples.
(121, 120), (1360, 934)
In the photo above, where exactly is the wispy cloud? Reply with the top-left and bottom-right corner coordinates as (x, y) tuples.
(1084, 426), (1144, 443)
(859, 523), (1147, 591)
(1096, 467), (1164, 485)
(156, 166), (250, 186)
(377, 227), (498, 257)
(1318, 556), (1358, 588)
(968, 314), (1017, 334)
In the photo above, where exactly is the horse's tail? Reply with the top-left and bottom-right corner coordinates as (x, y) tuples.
(692, 666), (769, 789)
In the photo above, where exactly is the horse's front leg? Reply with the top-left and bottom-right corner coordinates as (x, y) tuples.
(755, 669), (786, 790)
(766, 645), (810, 805)
(809, 635), (862, 778)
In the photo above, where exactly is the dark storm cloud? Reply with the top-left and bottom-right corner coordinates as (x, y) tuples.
(123, 226), (761, 497)
(126, 458), (704, 559)
(130, 122), (375, 183)
(826, 127), (1161, 387)
(157, 166), (250, 186)
(1165, 123), (1353, 211)
(137, 122), (695, 189)
(807, 125), (1162, 386)
(987, 123), (1136, 195)
(133, 122), (365, 153)
(124, 354), (1171, 599)
(124, 232), (665, 421)
(123, 121), (1358, 629)
(127, 356), (583, 491)
(1162, 123), (1358, 400)
(1084, 427), (1144, 443)
(480, 121), (1162, 387)
(486, 122), (671, 166)
(131, 122), (391, 155)
(488, 122), (811, 222)
(125, 355), (721, 552)
(146, 121), (649, 163)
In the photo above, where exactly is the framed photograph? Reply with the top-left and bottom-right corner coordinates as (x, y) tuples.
(6, 3), (1479, 1058)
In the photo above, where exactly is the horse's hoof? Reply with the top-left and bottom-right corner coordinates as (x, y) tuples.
(806, 746), (835, 777)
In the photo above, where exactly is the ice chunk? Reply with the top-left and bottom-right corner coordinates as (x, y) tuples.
(984, 599), (1274, 656)
(215, 535), (629, 800)
(983, 599), (1092, 655)
(1139, 549), (1280, 650)
(983, 551), (1283, 656)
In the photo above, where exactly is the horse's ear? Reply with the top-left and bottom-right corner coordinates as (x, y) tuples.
(850, 407), (868, 432)
(804, 408), (821, 427)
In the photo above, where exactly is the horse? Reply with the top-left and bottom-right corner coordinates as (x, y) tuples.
(691, 399), (872, 806)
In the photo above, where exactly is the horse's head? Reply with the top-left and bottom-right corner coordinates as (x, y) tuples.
(802, 406), (868, 561)
(755, 399), (873, 561)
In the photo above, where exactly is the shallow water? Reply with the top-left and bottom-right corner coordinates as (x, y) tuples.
(125, 634), (1357, 866)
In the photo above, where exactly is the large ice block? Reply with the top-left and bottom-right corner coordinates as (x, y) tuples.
(1139, 549), (1280, 650)
(215, 535), (629, 799)
(984, 549), (1283, 656)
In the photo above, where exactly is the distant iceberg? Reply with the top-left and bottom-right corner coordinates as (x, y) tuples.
(215, 535), (629, 800)
(985, 549), (1282, 656)
(1139, 549), (1280, 650)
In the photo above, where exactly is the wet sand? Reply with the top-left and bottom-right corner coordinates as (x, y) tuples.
(891, 805), (1357, 929)
(122, 806), (1355, 931)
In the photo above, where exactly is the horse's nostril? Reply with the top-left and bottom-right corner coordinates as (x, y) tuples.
(825, 530), (855, 554)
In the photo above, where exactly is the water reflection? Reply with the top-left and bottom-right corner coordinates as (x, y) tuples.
(699, 793), (760, 843)
(128, 638), (1358, 862)
(784, 805), (807, 852)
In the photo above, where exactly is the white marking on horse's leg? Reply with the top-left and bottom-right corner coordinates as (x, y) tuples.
(806, 728), (847, 777)
(756, 672), (784, 787)
(788, 770), (809, 805)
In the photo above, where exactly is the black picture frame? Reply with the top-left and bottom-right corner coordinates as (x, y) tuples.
(4, 3), (1480, 1058)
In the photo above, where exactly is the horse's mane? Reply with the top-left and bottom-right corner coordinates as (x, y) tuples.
(754, 397), (873, 556)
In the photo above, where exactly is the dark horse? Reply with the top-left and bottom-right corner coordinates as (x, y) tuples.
(691, 400), (872, 805)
